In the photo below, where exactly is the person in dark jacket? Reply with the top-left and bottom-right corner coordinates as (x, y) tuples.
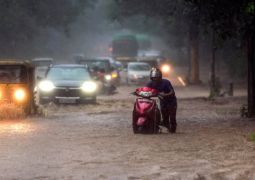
(146, 68), (177, 133)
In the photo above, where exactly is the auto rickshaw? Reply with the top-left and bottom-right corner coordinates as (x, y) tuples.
(0, 60), (37, 115)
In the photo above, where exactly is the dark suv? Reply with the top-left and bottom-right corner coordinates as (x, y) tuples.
(76, 58), (117, 94)
(38, 64), (98, 104)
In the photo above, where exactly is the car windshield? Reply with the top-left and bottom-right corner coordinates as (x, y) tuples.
(128, 64), (151, 71)
(79, 60), (111, 72)
(0, 65), (27, 83)
(139, 60), (158, 67)
(47, 67), (90, 81)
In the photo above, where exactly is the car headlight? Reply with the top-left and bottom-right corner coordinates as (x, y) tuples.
(161, 64), (171, 73)
(104, 74), (112, 81)
(131, 74), (138, 79)
(81, 81), (97, 93)
(14, 89), (26, 102)
(38, 80), (55, 92)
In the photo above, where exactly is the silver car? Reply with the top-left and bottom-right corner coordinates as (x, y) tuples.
(126, 62), (151, 85)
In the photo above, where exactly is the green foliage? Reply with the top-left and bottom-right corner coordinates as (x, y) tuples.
(249, 133), (255, 142)
(113, 0), (255, 45)
(0, 0), (94, 56)
(246, 2), (255, 14)
(188, 0), (255, 39)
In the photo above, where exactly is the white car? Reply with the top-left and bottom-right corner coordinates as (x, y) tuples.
(126, 62), (151, 85)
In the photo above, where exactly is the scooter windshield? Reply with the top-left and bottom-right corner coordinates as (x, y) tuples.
(135, 87), (158, 98)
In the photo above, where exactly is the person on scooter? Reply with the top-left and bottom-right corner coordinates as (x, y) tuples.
(146, 68), (177, 133)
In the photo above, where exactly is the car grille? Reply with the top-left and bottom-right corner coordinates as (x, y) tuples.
(54, 87), (81, 97)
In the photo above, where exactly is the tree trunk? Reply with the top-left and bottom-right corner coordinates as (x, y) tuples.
(189, 23), (200, 84)
(187, 41), (191, 84)
(210, 29), (220, 98)
(191, 39), (199, 83)
(247, 34), (255, 117)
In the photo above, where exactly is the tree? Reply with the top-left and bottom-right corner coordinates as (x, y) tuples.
(183, 1), (201, 84)
(246, 2), (255, 117)
(0, 0), (93, 57)
(187, 0), (255, 116)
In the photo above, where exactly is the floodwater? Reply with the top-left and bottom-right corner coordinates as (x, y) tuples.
(0, 85), (254, 180)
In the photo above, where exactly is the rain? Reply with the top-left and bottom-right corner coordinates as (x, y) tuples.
(0, 0), (254, 179)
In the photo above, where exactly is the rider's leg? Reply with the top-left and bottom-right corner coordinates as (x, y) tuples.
(169, 106), (177, 133)
(161, 107), (170, 131)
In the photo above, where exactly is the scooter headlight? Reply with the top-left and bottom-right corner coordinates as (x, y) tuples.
(14, 89), (26, 102)
(38, 80), (55, 92)
(104, 74), (112, 81)
(81, 81), (97, 93)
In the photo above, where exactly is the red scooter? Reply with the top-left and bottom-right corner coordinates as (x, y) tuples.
(132, 87), (161, 134)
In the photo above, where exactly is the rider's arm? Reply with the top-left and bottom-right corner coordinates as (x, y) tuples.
(159, 80), (175, 97)
(160, 89), (175, 97)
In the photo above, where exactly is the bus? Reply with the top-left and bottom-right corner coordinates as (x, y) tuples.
(111, 34), (139, 61)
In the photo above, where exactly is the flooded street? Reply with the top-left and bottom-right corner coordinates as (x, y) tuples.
(0, 0), (254, 179)
(0, 85), (254, 180)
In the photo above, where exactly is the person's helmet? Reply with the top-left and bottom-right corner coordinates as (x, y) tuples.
(150, 67), (162, 81)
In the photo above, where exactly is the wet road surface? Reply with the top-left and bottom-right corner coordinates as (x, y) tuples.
(0, 86), (254, 180)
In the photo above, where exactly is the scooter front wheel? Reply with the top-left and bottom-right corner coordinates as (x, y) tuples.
(133, 124), (139, 134)
(154, 108), (161, 134)
(133, 124), (144, 134)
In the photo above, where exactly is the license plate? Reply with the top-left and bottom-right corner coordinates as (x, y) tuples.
(59, 99), (76, 104)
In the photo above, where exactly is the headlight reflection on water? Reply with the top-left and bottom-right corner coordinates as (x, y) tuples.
(0, 121), (35, 134)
